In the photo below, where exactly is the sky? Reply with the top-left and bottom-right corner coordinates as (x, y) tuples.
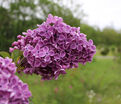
(62, 0), (121, 30)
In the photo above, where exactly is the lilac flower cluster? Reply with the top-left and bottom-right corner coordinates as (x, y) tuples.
(10, 14), (96, 80)
(0, 57), (31, 104)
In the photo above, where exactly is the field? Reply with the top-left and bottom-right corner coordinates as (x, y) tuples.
(18, 56), (121, 104)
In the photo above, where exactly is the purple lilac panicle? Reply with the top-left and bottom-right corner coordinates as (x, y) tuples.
(0, 57), (31, 104)
(10, 14), (96, 80)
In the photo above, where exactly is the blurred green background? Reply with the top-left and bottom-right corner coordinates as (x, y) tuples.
(0, 0), (121, 104)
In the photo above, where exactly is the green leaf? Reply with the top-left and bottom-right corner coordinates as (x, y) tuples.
(0, 51), (11, 58)
(11, 49), (23, 64)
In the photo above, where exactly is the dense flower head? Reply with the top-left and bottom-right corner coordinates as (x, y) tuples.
(10, 14), (96, 80)
(0, 57), (31, 104)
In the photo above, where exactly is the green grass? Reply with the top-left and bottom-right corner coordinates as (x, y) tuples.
(17, 57), (121, 104)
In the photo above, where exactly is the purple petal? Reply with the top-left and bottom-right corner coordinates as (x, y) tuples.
(44, 56), (51, 62)
(60, 51), (66, 57)
(39, 50), (46, 57)
(43, 46), (49, 52)
(49, 50), (55, 56)
(70, 42), (76, 49)
(77, 45), (82, 51)
(54, 54), (60, 60)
